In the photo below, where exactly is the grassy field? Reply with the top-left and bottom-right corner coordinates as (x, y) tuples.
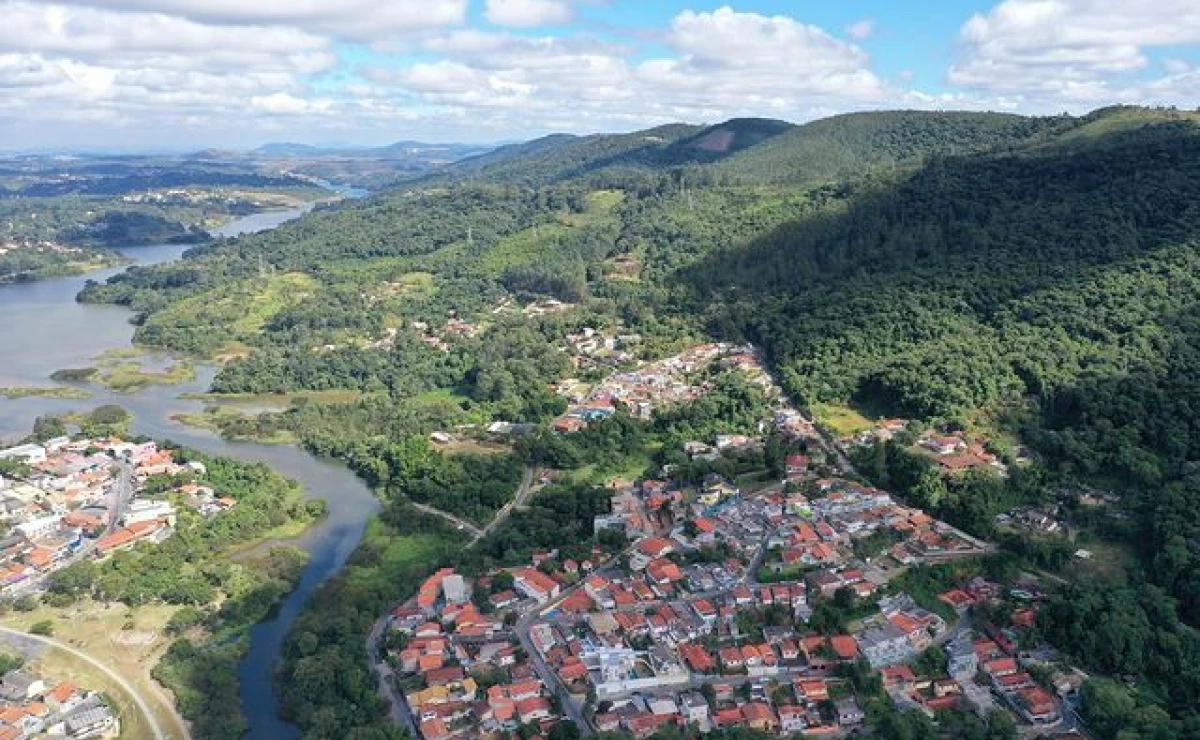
(0, 386), (91, 400)
(2, 601), (188, 740)
(479, 190), (624, 275)
(811, 403), (873, 438)
(179, 389), (362, 406)
(231, 273), (318, 334)
(170, 407), (299, 445)
(140, 272), (317, 353)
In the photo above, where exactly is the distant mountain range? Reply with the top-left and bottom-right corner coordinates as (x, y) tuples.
(250, 141), (497, 160)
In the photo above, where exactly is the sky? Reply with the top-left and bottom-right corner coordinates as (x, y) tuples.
(2, 0), (1199, 150)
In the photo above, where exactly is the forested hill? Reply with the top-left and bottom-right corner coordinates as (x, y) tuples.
(79, 105), (1200, 738)
(714, 109), (1078, 185)
(439, 117), (794, 185)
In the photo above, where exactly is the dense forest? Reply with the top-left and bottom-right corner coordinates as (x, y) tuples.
(77, 105), (1200, 738)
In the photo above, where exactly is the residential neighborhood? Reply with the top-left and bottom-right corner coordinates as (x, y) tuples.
(0, 437), (235, 594)
(0, 667), (119, 739)
(374, 342), (1094, 739)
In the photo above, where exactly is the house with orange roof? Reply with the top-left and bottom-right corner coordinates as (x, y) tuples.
(513, 568), (560, 603)
(829, 634), (859, 660)
(631, 537), (674, 569)
(742, 702), (778, 732)
(1019, 687), (1060, 723)
(419, 717), (451, 740)
(517, 697), (552, 724)
(645, 558), (683, 585)
(680, 644), (715, 673)
(796, 678), (829, 702)
(718, 647), (744, 671)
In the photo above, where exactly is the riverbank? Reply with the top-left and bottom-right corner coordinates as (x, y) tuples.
(0, 201), (387, 740)
(0, 386), (91, 400)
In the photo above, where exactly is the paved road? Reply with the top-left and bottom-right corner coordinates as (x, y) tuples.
(405, 501), (484, 538)
(0, 625), (186, 740)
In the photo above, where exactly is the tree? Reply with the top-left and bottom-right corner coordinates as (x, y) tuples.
(29, 620), (54, 636)
(548, 721), (581, 740)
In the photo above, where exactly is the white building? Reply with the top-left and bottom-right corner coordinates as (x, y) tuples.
(0, 444), (46, 463)
(123, 499), (176, 527)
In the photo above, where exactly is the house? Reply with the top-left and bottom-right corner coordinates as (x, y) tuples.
(1020, 687), (1060, 724)
(948, 637), (978, 677)
(678, 692), (710, 726)
(63, 705), (119, 739)
(742, 702), (778, 732)
(795, 679), (829, 703)
(922, 436), (964, 455)
(984, 657), (1018, 679)
(836, 698), (865, 726)
(631, 537), (674, 569)
(517, 697), (552, 724)
(626, 712), (678, 739)
(939, 589), (975, 612)
(419, 717), (451, 740)
(829, 634), (860, 661)
(881, 665), (917, 691)
(513, 569), (560, 603)
(680, 644), (716, 673)
(786, 454), (811, 478)
(997, 672), (1035, 693)
(856, 624), (914, 668)
(718, 647), (744, 671)
(779, 705), (808, 732)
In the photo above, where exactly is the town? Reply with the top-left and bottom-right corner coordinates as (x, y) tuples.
(374, 342), (1093, 740)
(0, 437), (236, 595)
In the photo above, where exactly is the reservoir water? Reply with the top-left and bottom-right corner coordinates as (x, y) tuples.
(0, 207), (380, 739)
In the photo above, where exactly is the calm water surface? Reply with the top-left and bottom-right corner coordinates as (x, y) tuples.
(0, 206), (380, 740)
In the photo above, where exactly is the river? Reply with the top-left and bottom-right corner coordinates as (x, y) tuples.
(0, 206), (380, 740)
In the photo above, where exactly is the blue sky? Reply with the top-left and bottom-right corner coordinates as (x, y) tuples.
(1, 0), (1198, 149)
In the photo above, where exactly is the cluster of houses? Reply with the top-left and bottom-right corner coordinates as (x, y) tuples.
(915, 432), (1007, 475)
(936, 578), (1075, 727)
(411, 316), (481, 353)
(0, 437), (234, 592)
(387, 568), (566, 739)
(592, 678), (862, 737)
(0, 669), (118, 739)
(563, 326), (641, 373)
(551, 343), (756, 433)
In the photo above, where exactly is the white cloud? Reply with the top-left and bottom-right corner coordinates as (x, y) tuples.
(485, 0), (574, 28)
(41, 0), (468, 41)
(846, 19), (874, 40)
(359, 7), (888, 132)
(250, 92), (332, 114)
(950, 0), (1200, 106)
(0, 2), (335, 72)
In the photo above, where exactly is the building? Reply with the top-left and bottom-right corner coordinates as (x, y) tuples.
(837, 698), (865, 726)
(0, 445), (46, 463)
(856, 624), (915, 668)
(122, 499), (176, 527)
(513, 569), (560, 603)
(948, 636), (979, 677)
(441, 574), (469, 604)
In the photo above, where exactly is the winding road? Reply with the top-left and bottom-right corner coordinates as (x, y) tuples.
(0, 625), (187, 740)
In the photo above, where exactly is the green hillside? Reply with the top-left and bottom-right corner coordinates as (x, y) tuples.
(79, 106), (1200, 739)
(717, 109), (1078, 185)
(441, 118), (794, 185)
